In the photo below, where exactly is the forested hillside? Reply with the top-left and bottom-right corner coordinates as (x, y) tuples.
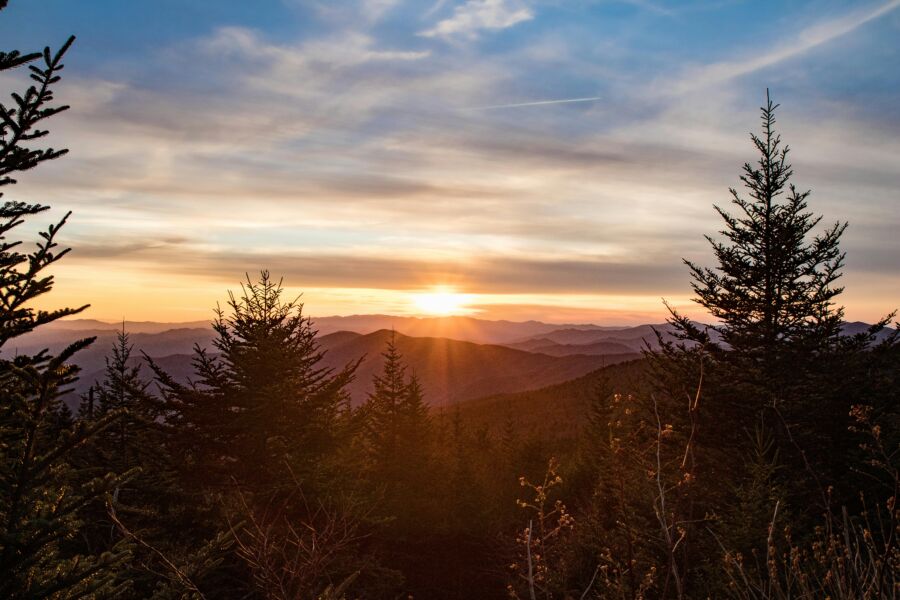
(315, 329), (638, 405)
(454, 358), (650, 438)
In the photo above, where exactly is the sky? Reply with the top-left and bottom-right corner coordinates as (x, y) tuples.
(1, 0), (899, 325)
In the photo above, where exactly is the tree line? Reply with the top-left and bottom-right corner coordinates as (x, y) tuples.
(1, 13), (898, 599)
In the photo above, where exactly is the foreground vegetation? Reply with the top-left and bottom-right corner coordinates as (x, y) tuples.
(1, 11), (898, 599)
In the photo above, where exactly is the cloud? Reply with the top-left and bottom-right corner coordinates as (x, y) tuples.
(68, 236), (192, 259)
(668, 0), (900, 94)
(420, 0), (533, 39)
(64, 240), (686, 295)
(423, 0), (452, 19)
(203, 26), (431, 67)
(615, 0), (677, 17)
(297, 0), (402, 25)
(361, 0), (401, 20)
(9, 1), (898, 323)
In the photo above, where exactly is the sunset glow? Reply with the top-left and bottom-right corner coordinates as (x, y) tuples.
(2, 0), (898, 325)
(412, 289), (474, 316)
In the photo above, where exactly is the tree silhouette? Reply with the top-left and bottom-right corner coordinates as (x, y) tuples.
(0, 12), (130, 597)
(364, 330), (407, 468)
(658, 91), (897, 525)
(671, 91), (848, 391)
(154, 271), (358, 497)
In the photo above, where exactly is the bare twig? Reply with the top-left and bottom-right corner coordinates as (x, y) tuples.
(107, 497), (207, 599)
(526, 519), (537, 600)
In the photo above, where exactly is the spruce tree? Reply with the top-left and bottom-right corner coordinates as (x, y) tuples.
(147, 272), (366, 597)
(359, 333), (434, 536)
(399, 372), (429, 446)
(0, 14), (130, 596)
(153, 271), (358, 497)
(79, 331), (235, 598)
(394, 371), (431, 498)
(362, 332), (432, 481)
(671, 91), (849, 400)
(363, 330), (407, 470)
(90, 327), (159, 474)
(660, 92), (895, 520)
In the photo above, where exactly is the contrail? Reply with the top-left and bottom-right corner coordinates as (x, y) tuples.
(468, 96), (604, 110)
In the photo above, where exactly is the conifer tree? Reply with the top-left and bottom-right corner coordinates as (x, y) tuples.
(153, 271), (358, 497)
(362, 332), (432, 480)
(74, 329), (227, 597)
(669, 92), (851, 400)
(89, 327), (159, 474)
(147, 273), (366, 597)
(359, 333), (434, 537)
(399, 372), (429, 446)
(76, 329), (163, 538)
(364, 330), (407, 470)
(401, 373), (433, 489)
(658, 92), (896, 520)
(658, 92), (893, 441)
(0, 14), (130, 596)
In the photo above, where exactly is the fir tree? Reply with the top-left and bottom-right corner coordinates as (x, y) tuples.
(359, 333), (434, 538)
(91, 327), (158, 474)
(399, 372), (429, 447)
(364, 330), (408, 470)
(669, 91), (851, 401)
(153, 271), (358, 496)
(658, 92), (898, 434)
(658, 92), (896, 520)
(148, 272), (367, 597)
(362, 333), (432, 481)
(0, 15), (130, 597)
(76, 328), (227, 597)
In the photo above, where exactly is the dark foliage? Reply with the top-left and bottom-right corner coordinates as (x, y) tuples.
(153, 271), (358, 497)
(0, 15), (131, 597)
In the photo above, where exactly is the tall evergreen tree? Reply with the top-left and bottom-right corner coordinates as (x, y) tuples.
(153, 271), (358, 497)
(88, 327), (158, 474)
(658, 91), (896, 519)
(399, 372), (429, 448)
(359, 333), (433, 538)
(148, 272), (372, 597)
(362, 332), (432, 482)
(364, 330), (408, 471)
(0, 15), (130, 597)
(75, 328), (228, 597)
(668, 92), (854, 401)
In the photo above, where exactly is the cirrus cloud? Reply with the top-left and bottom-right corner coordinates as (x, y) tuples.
(420, 0), (534, 40)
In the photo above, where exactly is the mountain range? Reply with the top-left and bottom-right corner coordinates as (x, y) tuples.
(315, 329), (637, 406)
(6, 315), (892, 409)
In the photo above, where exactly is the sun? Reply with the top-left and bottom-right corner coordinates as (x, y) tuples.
(412, 288), (472, 316)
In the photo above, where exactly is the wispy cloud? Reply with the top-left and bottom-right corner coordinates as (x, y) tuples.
(203, 27), (431, 67)
(419, 0), (533, 39)
(423, 0), (452, 19)
(361, 0), (401, 20)
(302, 0), (403, 25)
(615, 0), (677, 17)
(64, 239), (686, 295)
(669, 0), (900, 94)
